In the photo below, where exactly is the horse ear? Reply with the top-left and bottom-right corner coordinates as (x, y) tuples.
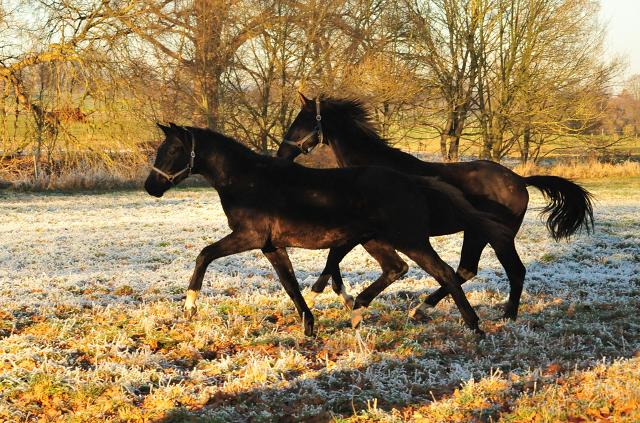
(299, 92), (315, 113)
(168, 123), (191, 149)
(157, 123), (171, 136)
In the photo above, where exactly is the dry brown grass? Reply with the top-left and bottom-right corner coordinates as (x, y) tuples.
(513, 160), (640, 179)
(2, 149), (639, 192)
(13, 168), (147, 191)
(2, 160), (149, 191)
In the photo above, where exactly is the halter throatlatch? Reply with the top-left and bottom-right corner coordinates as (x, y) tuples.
(152, 130), (196, 185)
(282, 98), (324, 154)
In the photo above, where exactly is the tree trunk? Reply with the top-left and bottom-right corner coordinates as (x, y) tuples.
(0, 83), (7, 154)
(448, 114), (467, 162)
(381, 101), (391, 139)
(520, 126), (531, 164)
(490, 115), (505, 162)
(480, 133), (492, 160)
(440, 119), (454, 161)
(193, 0), (225, 131)
(440, 109), (466, 162)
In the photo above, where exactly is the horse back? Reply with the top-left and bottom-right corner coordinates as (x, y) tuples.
(372, 153), (529, 222)
(220, 161), (431, 250)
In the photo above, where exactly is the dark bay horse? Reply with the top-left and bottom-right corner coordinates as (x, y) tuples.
(277, 94), (595, 321)
(145, 123), (511, 336)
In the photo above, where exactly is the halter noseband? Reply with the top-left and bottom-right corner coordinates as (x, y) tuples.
(282, 98), (325, 155)
(152, 130), (196, 185)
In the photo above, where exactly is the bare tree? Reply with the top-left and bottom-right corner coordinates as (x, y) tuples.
(106, 0), (285, 132)
(408, 0), (488, 162)
(625, 74), (640, 102)
(0, 0), (131, 177)
(473, 0), (625, 162)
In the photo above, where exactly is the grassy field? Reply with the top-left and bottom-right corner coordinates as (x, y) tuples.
(0, 177), (639, 422)
(390, 127), (640, 162)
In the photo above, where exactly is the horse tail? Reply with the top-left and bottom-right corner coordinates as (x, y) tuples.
(416, 176), (512, 248)
(524, 175), (594, 241)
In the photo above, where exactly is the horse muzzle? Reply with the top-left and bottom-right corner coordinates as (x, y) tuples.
(144, 174), (168, 197)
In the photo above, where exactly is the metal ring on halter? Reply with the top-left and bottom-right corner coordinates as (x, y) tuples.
(152, 129), (196, 185)
(282, 130), (319, 154)
(282, 98), (324, 155)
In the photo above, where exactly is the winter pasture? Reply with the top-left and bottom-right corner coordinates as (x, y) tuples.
(0, 177), (639, 422)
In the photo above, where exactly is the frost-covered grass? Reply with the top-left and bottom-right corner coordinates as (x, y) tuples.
(0, 178), (639, 422)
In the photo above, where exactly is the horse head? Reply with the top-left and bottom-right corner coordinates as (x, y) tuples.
(145, 123), (195, 197)
(277, 93), (325, 159)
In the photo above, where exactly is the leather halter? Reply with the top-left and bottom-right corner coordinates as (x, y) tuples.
(152, 130), (195, 185)
(282, 98), (325, 154)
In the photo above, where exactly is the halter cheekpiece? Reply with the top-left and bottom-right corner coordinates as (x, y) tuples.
(282, 98), (325, 154)
(152, 129), (196, 185)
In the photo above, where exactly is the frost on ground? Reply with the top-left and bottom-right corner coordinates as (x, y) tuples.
(0, 180), (639, 422)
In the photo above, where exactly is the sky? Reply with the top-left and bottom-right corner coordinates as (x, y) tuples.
(599, 0), (640, 80)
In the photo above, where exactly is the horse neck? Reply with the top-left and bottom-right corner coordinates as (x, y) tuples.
(195, 135), (258, 192)
(326, 122), (439, 174)
(326, 124), (389, 167)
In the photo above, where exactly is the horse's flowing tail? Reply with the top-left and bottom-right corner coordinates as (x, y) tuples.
(416, 177), (512, 248)
(525, 175), (594, 241)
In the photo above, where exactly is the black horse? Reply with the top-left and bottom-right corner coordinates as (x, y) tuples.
(277, 94), (595, 321)
(145, 123), (510, 336)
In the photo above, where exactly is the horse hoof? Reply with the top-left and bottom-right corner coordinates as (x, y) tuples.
(502, 312), (518, 321)
(351, 308), (364, 328)
(343, 296), (355, 311)
(184, 307), (197, 319)
(304, 323), (315, 337)
(408, 306), (432, 323)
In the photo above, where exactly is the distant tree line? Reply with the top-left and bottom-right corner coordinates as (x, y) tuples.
(0, 0), (632, 176)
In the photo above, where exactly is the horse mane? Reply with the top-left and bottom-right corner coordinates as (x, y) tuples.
(320, 95), (392, 148)
(191, 126), (259, 158)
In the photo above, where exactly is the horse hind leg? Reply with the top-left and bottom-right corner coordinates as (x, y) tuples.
(305, 272), (330, 308)
(494, 241), (526, 320)
(332, 267), (355, 310)
(410, 233), (485, 322)
(350, 240), (408, 328)
(262, 246), (315, 336)
(402, 245), (483, 335)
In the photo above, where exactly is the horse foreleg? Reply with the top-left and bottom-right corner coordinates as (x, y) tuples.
(307, 243), (356, 309)
(262, 246), (314, 336)
(350, 240), (408, 328)
(184, 232), (259, 318)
